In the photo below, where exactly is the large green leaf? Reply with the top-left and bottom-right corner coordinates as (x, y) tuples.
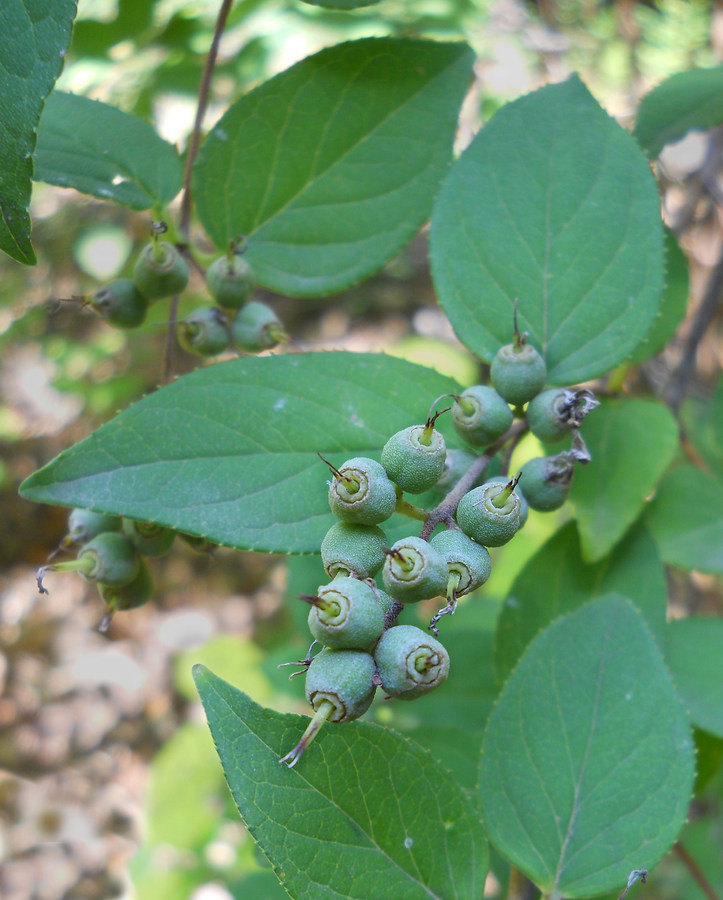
(193, 38), (474, 297)
(0, 0), (77, 264)
(680, 377), (723, 478)
(34, 91), (183, 208)
(494, 520), (666, 684)
(19, 353), (459, 554)
(569, 398), (679, 562)
(480, 595), (695, 899)
(195, 666), (488, 900)
(628, 228), (689, 364)
(634, 65), (723, 159)
(430, 75), (664, 384)
(666, 617), (723, 739)
(646, 465), (723, 574)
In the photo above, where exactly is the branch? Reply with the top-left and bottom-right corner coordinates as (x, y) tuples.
(163, 0), (235, 384)
(674, 841), (721, 900)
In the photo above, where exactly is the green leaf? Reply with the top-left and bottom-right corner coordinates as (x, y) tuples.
(480, 595), (695, 898)
(666, 618), (723, 739)
(19, 352), (459, 554)
(34, 91), (183, 208)
(193, 37), (474, 297)
(0, 0), (77, 264)
(680, 378), (723, 478)
(494, 520), (667, 684)
(634, 65), (723, 159)
(645, 464), (723, 574)
(195, 666), (488, 900)
(430, 75), (664, 384)
(628, 228), (689, 364)
(569, 398), (679, 562)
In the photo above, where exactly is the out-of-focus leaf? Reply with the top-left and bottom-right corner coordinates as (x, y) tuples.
(666, 617), (723, 738)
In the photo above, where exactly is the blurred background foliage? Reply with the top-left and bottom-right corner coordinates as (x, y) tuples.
(1, 1), (722, 899)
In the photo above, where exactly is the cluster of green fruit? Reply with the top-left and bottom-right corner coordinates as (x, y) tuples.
(84, 225), (286, 356)
(281, 326), (597, 767)
(36, 508), (211, 631)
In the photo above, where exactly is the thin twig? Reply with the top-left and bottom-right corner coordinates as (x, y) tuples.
(665, 245), (723, 411)
(674, 841), (721, 900)
(419, 420), (528, 540)
(163, 0), (235, 384)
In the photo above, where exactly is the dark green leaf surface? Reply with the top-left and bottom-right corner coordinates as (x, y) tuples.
(628, 228), (689, 364)
(430, 75), (663, 384)
(569, 398), (679, 562)
(0, 0), (76, 264)
(19, 353), (459, 554)
(634, 65), (723, 159)
(35, 91), (183, 208)
(494, 520), (666, 684)
(666, 618), (723, 739)
(481, 595), (695, 898)
(646, 465), (723, 574)
(193, 38), (474, 296)
(195, 666), (488, 900)
(680, 378), (723, 478)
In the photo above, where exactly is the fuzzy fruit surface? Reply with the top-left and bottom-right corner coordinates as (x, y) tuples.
(452, 385), (513, 447)
(328, 457), (397, 526)
(122, 519), (175, 557)
(490, 342), (547, 406)
(321, 521), (387, 579)
(429, 529), (491, 594)
(305, 648), (376, 722)
(206, 254), (254, 309)
(374, 625), (450, 700)
(526, 388), (571, 443)
(67, 509), (120, 544)
(133, 242), (189, 301)
(100, 558), (154, 611)
(455, 481), (520, 547)
(382, 535), (448, 603)
(91, 279), (148, 328)
(519, 455), (573, 511)
(178, 307), (230, 357)
(485, 474), (529, 527)
(308, 577), (385, 651)
(78, 533), (140, 586)
(381, 425), (447, 494)
(231, 301), (284, 352)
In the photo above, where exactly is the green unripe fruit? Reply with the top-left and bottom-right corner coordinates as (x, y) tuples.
(321, 521), (387, 579)
(133, 241), (190, 301)
(485, 474), (529, 527)
(178, 307), (230, 357)
(526, 388), (572, 443)
(67, 509), (121, 544)
(452, 385), (513, 447)
(519, 454), (574, 511)
(305, 648), (377, 722)
(122, 518), (175, 557)
(306, 577), (385, 650)
(91, 279), (148, 328)
(381, 424), (447, 494)
(77, 532), (140, 586)
(374, 625), (450, 700)
(231, 301), (286, 352)
(455, 479), (521, 547)
(382, 535), (448, 604)
(206, 254), (254, 310)
(100, 558), (154, 612)
(328, 457), (397, 526)
(429, 529), (492, 595)
(490, 341), (547, 406)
